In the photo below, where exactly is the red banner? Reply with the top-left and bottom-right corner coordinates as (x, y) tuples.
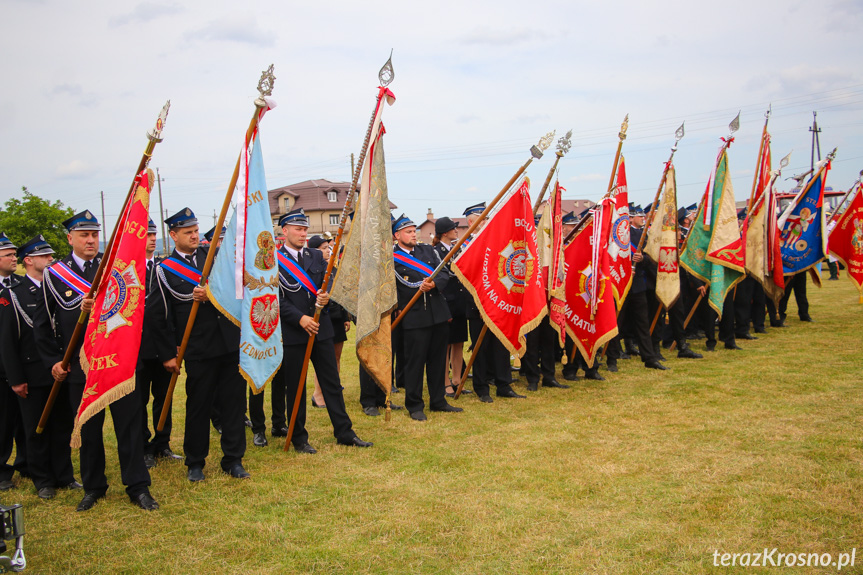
(546, 181), (566, 345)
(828, 185), (863, 297)
(562, 199), (619, 367)
(452, 176), (547, 356)
(608, 158), (633, 305)
(73, 169), (152, 447)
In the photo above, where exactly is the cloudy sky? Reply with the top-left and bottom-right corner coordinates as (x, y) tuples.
(2, 0), (862, 233)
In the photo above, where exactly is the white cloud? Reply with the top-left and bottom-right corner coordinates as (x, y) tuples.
(56, 160), (90, 178)
(184, 14), (276, 47)
(109, 2), (183, 26)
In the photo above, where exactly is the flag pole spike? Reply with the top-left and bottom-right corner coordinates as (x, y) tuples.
(729, 111), (741, 135)
(285, 57), (395, 448)
(37, 100), (171, 434)
(532, 129), (573, 213)
(158, 67), (274, 432)
(394, 130), (554, 333)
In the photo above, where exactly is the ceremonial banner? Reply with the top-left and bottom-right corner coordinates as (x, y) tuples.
(207, 102), (282, 393)
(561, 199), (618, 367)
(330, 87), (397, 392)
(608, 157), (632, 304)
(452, 176), (547, 356)
(644, 163), (681, 309)
(74, 169), (153, 446)
(779, 159), (830, 276)
(680, 149), (745, 316)
(538, 180), (566, 344)
(828, 184), (863, 299)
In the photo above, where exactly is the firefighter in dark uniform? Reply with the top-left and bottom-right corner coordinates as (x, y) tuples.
(137, 219), (182, 469)
(392, 213), (463, 420)
(33, 211), (157, 511)
(0, 233), (28, 493)
(277, 208), (372, 450)
(1, 235), (80, 499)
(149, 208), (249, 482)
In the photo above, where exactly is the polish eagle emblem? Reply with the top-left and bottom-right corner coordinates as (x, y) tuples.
(250, 293), (279, 340)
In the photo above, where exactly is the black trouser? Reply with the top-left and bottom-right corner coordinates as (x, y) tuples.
(359, 366), (387, 409)
(563, 337), (601, 373)
(734, 276), (756, 337)
(660, 297), (687, 348)
(136, 357), (173, 455)
(69, 381), (150, 498)
(248, 385), (267, 435)
(469, 319), (513, 396)
(750, 282), (766, 331)
(268, 365), (288, 431)
(184, 351), (246, 471)
(393, 322), (405, 390)
(401, 322), (448, 413)
(621, 291), (658, 363)
(283, 337), (356, 446)
(523, 316), (557, 383)
(695, 292), (717, 348)
(18, 382), (74, 490)
(779, 272), (810, 320)
(702, 293), (735, 345)
(0, 382), (26, 482)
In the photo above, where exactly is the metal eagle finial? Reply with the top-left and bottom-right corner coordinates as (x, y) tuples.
(530, 131), (556, 159)
(556, 130), (573, 156)
(671, 122), (685, 153)
(147, 100), (171, 142)
(379, 51), (394, 87)
(255, 64), (276, 107)
(619, 114), (629, 140)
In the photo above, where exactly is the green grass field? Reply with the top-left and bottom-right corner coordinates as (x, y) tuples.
(5, 275), (863, 574)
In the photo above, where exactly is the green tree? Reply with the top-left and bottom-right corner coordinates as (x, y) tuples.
(0, 187), (74, 259)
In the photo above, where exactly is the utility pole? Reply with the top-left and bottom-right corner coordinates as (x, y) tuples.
(100, 191), (107, 248)
(157, 168), (168, 253)
(809, 111), (822, 171)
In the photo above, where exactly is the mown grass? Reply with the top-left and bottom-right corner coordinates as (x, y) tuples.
(5, 275), (863, 574)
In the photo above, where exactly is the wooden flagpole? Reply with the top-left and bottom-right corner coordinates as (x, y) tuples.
(157, 66), (275, 432)
(37, 101), (170, 434)
(746, 107), (771, 214)
(453, 131), (573, 399)
(283, 56), (395, 450)
(391, 131), (556, 332)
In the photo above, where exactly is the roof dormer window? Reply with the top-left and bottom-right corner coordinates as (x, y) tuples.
(327, 191), (337, 202)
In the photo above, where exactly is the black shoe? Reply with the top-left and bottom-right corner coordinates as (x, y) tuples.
(677, 347), (703, 359)
(253, 432), (268, 447)
(497, 389), (526, 399)
(754, 327), (767, 334)
(526, 381), (539, 392)
(620, 351), (632, 359)
(311, 397), (326, 408)
(363, 406), (381, 417)
(606, 360), (618, 372)
(156, 448), (183, 461)
(244, 416), (253, 428)
(0, 479), (14, 491)
(271, 427), (289, 437)
(187, 466), (205, 482)
(705, 343), (716, 352)
(391, 385), (401, 394)
(724, 342), (742, 350)
(478, 395), (493, 403)
(226, 464), (251, 479)
(542, 379), (570, 389)
(76, 492), (105, 512)
(383, 403), (404, 411)
(562, 370), (580, 382)
(131, 492), (159, 510)
(461, 388), (474, 394)
(656, 352), (667, 361)
(213, 424), (222, 435)
(144, 453), (156, 469)
(62, 480), (83, 490)
(644, 360), (668, 370)
(337, 436), (373, 448)
(293, 442), (317, 454)
(585, 370), (605, 381)
(409, 411), (427, 421)
(431, 403), (463, 413)
(38, 486), (57, 500)
(737, 333), (758, 340)
(444, 388), (456, 398)
(800, 316), (814, 322)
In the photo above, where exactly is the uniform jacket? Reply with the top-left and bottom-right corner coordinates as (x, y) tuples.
(32, 253), (100, 384)
(278, 245), (333, 346)
(1, 276), (53, 388)
(147, 247), (240, 361)
(433, 242), (468, 318)
(393, 244), (450, 329)
(139, 256), (164, 361)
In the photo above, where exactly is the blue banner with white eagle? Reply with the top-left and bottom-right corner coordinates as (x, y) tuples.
(779, 159), (829, 276)
(207, 102), (282, 393)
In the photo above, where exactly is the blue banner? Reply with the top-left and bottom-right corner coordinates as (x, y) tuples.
(780, 168), (827, 275)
